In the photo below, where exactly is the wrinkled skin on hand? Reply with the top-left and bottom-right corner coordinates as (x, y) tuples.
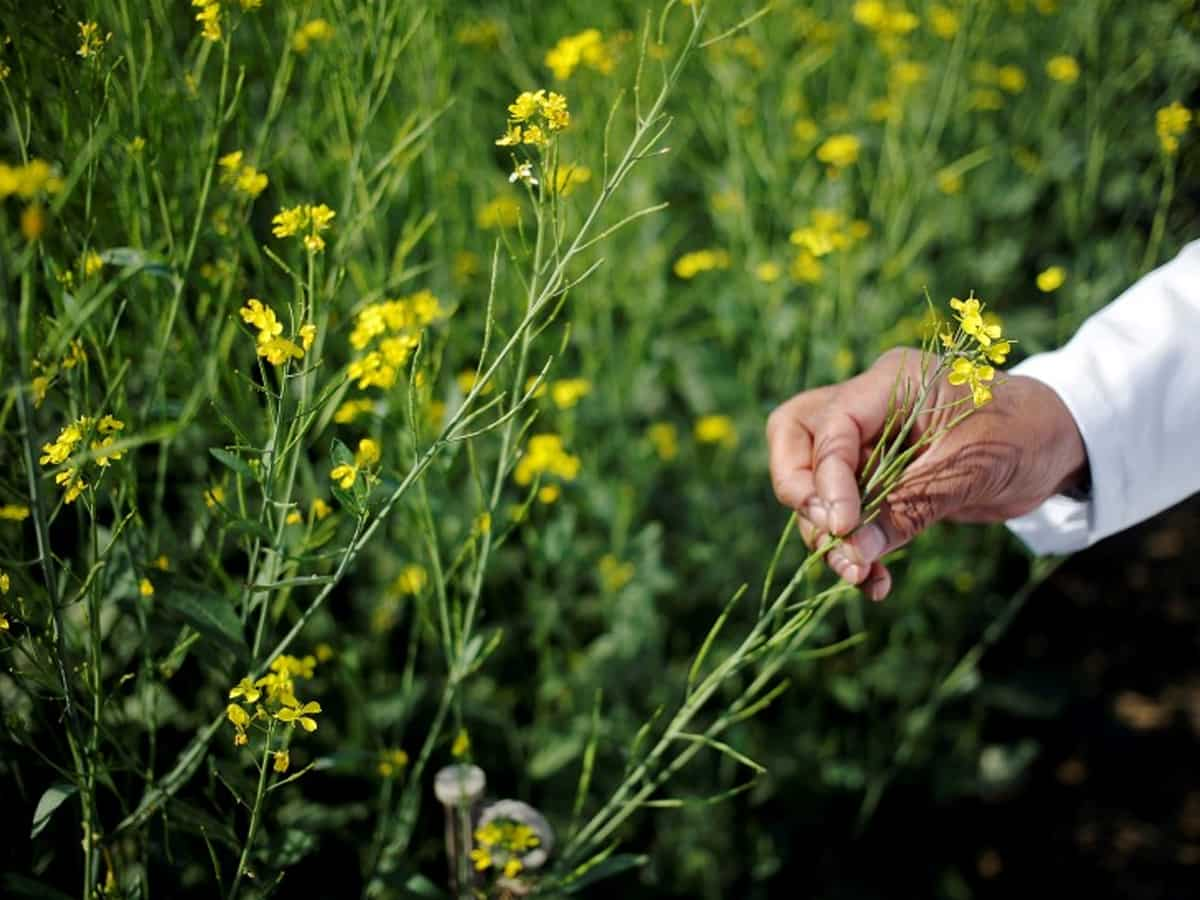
(766, 347), (1087, 600)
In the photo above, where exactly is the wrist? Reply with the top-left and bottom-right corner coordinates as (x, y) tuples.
(1013, 375), (1089, 499)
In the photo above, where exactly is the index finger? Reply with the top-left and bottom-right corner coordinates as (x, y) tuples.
(766, 399), (819, 518)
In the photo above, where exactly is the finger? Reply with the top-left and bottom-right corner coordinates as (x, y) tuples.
(766, 404), (818, 516)
(811, 360), (913, 535)
(863, 562), (892, 602)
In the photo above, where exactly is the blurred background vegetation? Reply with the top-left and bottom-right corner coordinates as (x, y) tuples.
(1, 0), (1198, 897)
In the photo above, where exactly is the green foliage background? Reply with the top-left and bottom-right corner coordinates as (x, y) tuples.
(1, 1), (1197, 897)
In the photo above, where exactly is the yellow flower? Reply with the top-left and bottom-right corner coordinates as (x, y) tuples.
(193, 2), (221, 42)
(299, 323), (317, 351)
(272, 749), (290, 773)
(230, 677), (262, 703)
(930, 4), (960, 38)
(139, 578), (155, 597)
(0, 613), (8, 632)
(377, 748), (409, 777)
(754, 261), (782, 284)
(793, 118), (820, 143)
(451, 728), (471, 758)
(646, 422), (678, 461)
(996, 65), (1027, 94)
(473, 511), (492, 535)
(77, 21), (112, 59)
(1036, 266), (1066, 292)
(330, 464), (358, 490)
(694, 414), (738, 448)
(553, 164), (592, 197)
(514, 434), (581, 486)
(816, 134), (861, 169)
(790, 251), (824, 284)
(545, 29), (614, 80)
(496, 124), (522, 146)
(153, 555), (170, 571)
(227, 703), (251, 729)
(0, 159), (64, 199)
(275, 700), (322, 732)
(470, 848), (493, 872)
(257, 336), (305, 366)
(476, 196), (522, 230)
(315, 643), (334, 662)
(312, 499), (332, 520)
(507, 90), (544, 122)
(240, 299), (283, 338)
(83, 251), (104, 277)
(334, 398), (374, 424)
(292, 18), (335, 53)
(355, 438), (381, 467)
(0, 570), (8, 594)
(1046, 55), (1080, 83)
(550, 378), (591, 410)
(286, 510), (302, 525)
(272, 205), (308, 237)
(0, 504), (31, 521)
(521, 124), (547, 147)
(204, 485), (226, 509)
(985, 340), (1012, 366)
(1155, 102), (1192, 156)
(537, 484), (561, 504)
(948, 357), (996, 408)
(20, 203), (44, 241)
(673, 248), (731, 279)
(393, 564), (427, 596)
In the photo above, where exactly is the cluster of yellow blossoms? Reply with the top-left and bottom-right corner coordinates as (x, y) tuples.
(0, 159), (63, 199)
(218, 150), (268, 198)
(514, 434), (580, 504)
(496, 90), (570, 150)
(77, 21), (111, 59)
(815, 133), (861, 171)
(271, 202), (335, 253)
(942, 296), (1012, 407)
(1156, 101), (1193, 156)
(292, 18), (334, 54)
(0, 504), (31, 521)
(1, 568), (11, 632)
(470, 819), (541, 880)
(330, 438), (381, 490)
(192, 0), (261, 43)
(544, 29), (616, 81)
(39, 415), (125, 503)
(227, 654), (323, 772)
(789, 209), (870, 284)
(239, 299), (316, 366)
(673, 248), (731, 280)
(347, 290), (444, 390)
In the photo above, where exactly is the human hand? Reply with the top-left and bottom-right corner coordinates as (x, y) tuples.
(766, 347), (1087, 600)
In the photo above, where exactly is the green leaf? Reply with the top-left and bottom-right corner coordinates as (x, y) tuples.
(31, 783), (76, 839)
(560, 853), (648, 893)
(209, 447), (258, 481)
(161, 591), (247, 661)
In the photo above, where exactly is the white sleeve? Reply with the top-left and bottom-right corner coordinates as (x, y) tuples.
(1005, 239), (1200, 556)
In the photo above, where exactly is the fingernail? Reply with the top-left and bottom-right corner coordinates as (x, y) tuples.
(828, 499), (853, 535)
(806, 498), (829, 530)
(850, 523), (887, 565)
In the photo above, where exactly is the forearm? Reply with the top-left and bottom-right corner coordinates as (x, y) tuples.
(1007, 240), (1200, 554)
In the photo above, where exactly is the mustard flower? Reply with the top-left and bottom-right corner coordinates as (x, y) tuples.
(673, 248), (731, 279)
(544, 29), (615, 80)
(229, 677), (262, 703)
(378, 748), (409, 778)
(275, 700), (322, 732)
(816, 134), (861, 169)
(514, 434), (581, 486)
(77, 21), (112, 59)
(334, 398), (374, 424)
(451, 728), (471, 758)
(392, 564), (427, 596)
(550, 378), (591, 409)
(0, 504), (31, 521)
(476, 196), (522, 229)
(273, 749), (290, 773)
(139, 578), (154, 597)
(1036, 266), (1066, 292)
(292, 18), (335, 53)
(192, 2), (221, 42)
(694, 415), (738, 448)
(1156, 102), (1192, 156)
(1046, 55), (1080, 83)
